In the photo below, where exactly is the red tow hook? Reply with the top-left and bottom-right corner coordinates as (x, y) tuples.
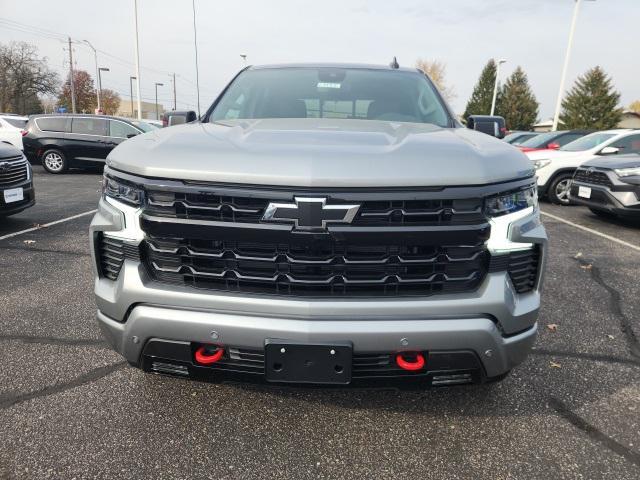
(396, 352), (425, 371)
(194, 345), (224, 365)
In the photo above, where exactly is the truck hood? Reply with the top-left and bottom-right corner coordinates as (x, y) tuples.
(107, 118), (533, 187)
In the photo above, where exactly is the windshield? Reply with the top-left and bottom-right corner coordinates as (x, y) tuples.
(4, 118), (27, 128)
(519, 131), (560, 148)
(559, 133), (616, 152)
(131, 121), (156, 132)
(209, 67), (451, 127)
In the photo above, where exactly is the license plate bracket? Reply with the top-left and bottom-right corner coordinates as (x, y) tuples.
(264, 340), (352, 384)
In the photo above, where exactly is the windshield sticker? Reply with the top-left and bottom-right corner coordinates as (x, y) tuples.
(317, 82), (341, 89)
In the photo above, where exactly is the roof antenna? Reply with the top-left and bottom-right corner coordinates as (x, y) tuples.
(389, 56), (399, 69)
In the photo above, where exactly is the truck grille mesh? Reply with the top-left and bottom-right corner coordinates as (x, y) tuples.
(0, 155), (28, 186)
(573, 169), (612, 187)
(144, 190), (485, 226)
(142, 235), (489, 297)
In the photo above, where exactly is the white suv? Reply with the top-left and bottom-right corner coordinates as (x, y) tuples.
(0, 114), (28, 150)
(527, 129), (640, 204)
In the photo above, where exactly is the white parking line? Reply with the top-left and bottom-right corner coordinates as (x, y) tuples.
(0, 210), (97, 241)
(540, 210), (640, 253)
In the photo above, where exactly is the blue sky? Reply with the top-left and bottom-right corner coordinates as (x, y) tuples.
(1, 0), (638, 119)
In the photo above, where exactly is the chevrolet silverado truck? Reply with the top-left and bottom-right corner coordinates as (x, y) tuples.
(90, 63), (546, 387)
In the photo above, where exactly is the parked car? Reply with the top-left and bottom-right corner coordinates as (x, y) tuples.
(0, 114), (28, 150)
(517, 129), (591, 153)
(0, 142), (35, 217)
(569, 154), (640, 220)
(503, 131), (538, 145)
(90, 63), (546, 387)
(527, 129), (640, 204)
(23, 114), (151, 174)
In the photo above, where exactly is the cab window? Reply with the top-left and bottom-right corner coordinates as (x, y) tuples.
(110, 120), (140, 138)
(71, 118), (108, 136)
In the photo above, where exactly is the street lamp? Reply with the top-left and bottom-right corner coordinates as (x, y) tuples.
(83, 40), (101, 112)
(155, 82), (164, 120)
(552, 0), (595, 131)
(98, 68), (109, 113)
(133, 0), (143, 120)
(491, 59), (507, 116)
(129, 76), (137, 117)
(240, 54), (247, 65)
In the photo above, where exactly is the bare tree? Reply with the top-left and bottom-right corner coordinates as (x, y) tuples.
(629, 100), (640, 113)
(0, 41), (59, 114)
(415, 58), (456, 102)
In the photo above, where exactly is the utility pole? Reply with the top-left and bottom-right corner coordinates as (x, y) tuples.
(552, 0), (595, 131)
(192, 0), (201, 117)
(67, 37), (76, 113)
(155, 82), (164, 120)
(130, 76), (137, 117)
(133, 0), (143, 119)
(490, 59), (507, 116)
(172, 73), (177, 110)
(84, 40), (101, 112)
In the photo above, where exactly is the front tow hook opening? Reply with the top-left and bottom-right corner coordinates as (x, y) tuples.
(396, 352), (425, 371)
(194, 345), (225, 365)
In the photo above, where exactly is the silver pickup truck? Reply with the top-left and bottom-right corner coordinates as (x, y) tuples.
(90, 63), (546, 387)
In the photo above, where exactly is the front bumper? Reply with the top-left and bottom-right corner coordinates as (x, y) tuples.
(0, 181), (35, 216)
(91, 195), (547, 383)
(570, 178), (640, 219)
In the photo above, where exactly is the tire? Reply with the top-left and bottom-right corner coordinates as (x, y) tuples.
(41, 149), (68, 174)
(548, 173), (574, 205)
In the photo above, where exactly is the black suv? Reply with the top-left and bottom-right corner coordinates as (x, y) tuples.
(23, 115), (155, 174)
(570, 154), (640, 220)
(0, 142), (34, 217)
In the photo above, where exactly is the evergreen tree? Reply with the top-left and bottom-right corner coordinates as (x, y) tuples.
(496, 66), (539, 131)
(463, 59), (497, 120)
(560, 66), (622, 130)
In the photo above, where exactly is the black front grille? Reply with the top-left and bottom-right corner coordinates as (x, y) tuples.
(490, 248), (540, 293)
(144, 189), (485, 227)
(142, 234), (489, 297)
(574, 169), (612, 187)
(0, 155), (28, 186)
(96, 234), (140, 280)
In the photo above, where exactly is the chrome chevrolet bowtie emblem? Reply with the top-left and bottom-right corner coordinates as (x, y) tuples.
(262, 197), (360, 230)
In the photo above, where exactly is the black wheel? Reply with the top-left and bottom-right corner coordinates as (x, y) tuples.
(548, 173), (574, 205)
(41, 149), (68, 174)
(589, 207), (616, 219)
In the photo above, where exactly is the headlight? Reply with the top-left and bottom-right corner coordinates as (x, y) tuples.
(532, 159), (551, 170)
(485, 185), (538, 217)
(102, 174), (142, 206)
(613, 166), (640, 178)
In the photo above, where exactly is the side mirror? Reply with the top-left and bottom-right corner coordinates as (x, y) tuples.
(126, 133), (138, 139)
(547, 143), (560, 150)
(466, 115), (506, 139)
(164, 110), (198, 127)
(599, 146), (619, 155)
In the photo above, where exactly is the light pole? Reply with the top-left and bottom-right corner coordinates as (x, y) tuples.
(552, 0), (595, 131)
(155, 82), (164, 120)
(240, 54), (247, 65)
(192, 0), (201, 117)
(490, 59), (507, 116)
(133, 0), (143, 119)
(98, 67), (109, 113)
(83, 40), (101, 112)
(129, 76), (137, 117)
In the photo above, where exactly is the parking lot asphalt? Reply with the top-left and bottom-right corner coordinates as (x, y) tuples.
(0, 167), (639, 479)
